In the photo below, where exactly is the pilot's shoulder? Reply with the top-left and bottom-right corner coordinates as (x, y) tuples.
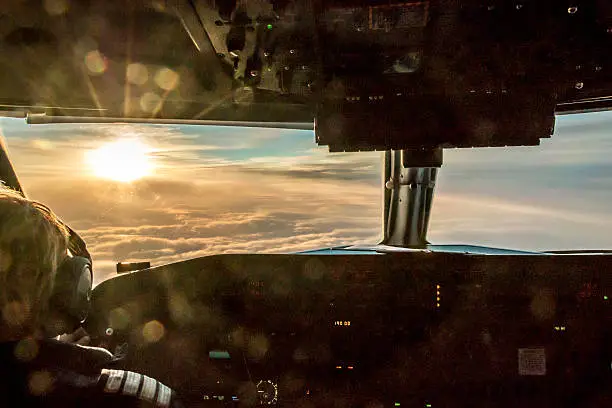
(99, 369), (182, 408)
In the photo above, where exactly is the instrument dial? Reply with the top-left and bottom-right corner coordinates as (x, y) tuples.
(256, 380), (278, 405)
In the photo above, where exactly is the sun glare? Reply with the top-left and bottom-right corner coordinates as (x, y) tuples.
(86, 139), (153, 182)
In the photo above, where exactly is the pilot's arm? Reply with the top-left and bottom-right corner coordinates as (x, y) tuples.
(97, 369), (184, 408)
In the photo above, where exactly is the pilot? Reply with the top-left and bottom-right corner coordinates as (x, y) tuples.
(0, 186), (183, 407)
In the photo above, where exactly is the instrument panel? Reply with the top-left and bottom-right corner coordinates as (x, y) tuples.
(87, 253), (612, 407)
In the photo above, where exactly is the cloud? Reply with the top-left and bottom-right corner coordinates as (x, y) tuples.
(18, 167), (381, 283)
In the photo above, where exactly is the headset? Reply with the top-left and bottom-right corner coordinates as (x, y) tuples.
(49, 255), (92, 325)
(46, 228), (93, 335)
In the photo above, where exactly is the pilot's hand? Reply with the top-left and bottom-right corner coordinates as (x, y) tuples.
(57, 327), (91, 346)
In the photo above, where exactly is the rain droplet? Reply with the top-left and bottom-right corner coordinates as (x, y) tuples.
(568, 6), (578, 14)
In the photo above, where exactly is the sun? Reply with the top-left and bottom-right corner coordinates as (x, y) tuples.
(86, 139), (153, 182)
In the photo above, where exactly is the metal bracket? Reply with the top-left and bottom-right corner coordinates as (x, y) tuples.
(382, 149), (441, 248)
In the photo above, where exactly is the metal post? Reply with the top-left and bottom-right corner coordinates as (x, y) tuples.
(382, 149), (441, 248)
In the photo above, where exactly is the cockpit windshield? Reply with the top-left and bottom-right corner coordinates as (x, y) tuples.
(0, 118), (382, 283)
(2, 111), (612, 283)
(428, 110), (612, 252)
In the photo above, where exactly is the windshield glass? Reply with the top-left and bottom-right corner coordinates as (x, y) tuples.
(0, 118), (382, 283)
(429, 111), (612, 251)
(2, 111), (612, 283)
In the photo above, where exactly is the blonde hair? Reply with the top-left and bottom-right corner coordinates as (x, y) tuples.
(0, 186), (70, 340)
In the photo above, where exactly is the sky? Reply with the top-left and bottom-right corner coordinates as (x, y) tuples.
(1, 111), (612, 283)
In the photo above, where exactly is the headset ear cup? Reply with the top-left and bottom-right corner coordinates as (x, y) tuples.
(50, 256), (92, 328)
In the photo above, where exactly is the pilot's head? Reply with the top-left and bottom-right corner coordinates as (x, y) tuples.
(0, 186), (69, 341)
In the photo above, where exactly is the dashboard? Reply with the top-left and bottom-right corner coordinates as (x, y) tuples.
(87, 253), (612, 407)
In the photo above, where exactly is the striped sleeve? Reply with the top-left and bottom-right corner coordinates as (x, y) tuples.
(100, 369), (174, 408)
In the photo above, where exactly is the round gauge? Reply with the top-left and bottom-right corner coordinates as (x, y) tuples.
(256, 380), (278, 405)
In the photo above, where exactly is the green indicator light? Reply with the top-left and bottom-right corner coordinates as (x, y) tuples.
(209, 350), (231, 359)
(394, 403), (400, 407)
(267, 24), (273, 30)
(426, 404), (432, 408)
(605, 295), (609, 300)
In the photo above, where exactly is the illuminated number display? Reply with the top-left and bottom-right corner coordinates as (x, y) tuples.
(333, 320), (352, 327)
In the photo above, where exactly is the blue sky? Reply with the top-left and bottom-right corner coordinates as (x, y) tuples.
(1, 111), (612, 282)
